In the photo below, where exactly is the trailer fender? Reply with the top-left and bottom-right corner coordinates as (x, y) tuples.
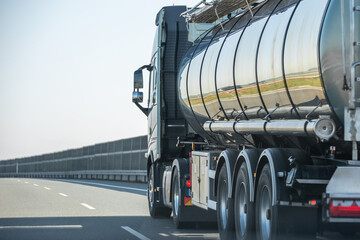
(215, 149), (239, 198)
(254, 148), (309, 205)
(232, 149), (262, 201)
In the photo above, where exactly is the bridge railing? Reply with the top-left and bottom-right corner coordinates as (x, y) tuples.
(0, 135), (148, 182)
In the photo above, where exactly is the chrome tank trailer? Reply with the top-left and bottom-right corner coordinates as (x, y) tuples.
(178, 0), (358, 146)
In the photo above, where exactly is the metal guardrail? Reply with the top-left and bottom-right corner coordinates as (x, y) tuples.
(0, 135), (148, 183)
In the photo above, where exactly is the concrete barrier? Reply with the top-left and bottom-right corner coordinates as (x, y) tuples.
(0, 136), (148, 183)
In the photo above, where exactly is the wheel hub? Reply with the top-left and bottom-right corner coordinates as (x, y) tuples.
(266, 209), (271, 220)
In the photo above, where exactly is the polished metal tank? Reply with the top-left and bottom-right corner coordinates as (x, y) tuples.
(178, 0), (359, 143)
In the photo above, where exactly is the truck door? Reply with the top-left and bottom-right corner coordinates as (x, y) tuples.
(148, 57), (158, 159)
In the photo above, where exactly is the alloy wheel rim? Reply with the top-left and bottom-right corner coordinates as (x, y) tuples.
(260, 185), (271, 240)
(174, 178), (179, 216)
(220, 180), (228, 230)
(238, 182), (247, 237)
(148, 168), (154, 208)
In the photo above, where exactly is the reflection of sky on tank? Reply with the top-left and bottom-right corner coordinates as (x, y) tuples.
(257, 5), (294, 86)
(179, 64), (189, 106)
(199, 37), (224, 96)
(199, 28), (226, 118)
(284, 0), (327, 77)
(234, 14), (267, 87)
(217, 24), (244, 92)
(285, 0), (329, 108)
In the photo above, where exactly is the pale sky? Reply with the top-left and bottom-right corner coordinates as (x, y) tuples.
(0, 0), (200, 160)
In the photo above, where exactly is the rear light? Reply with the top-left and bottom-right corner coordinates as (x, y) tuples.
(309, 200), (317, 206)
(329, 200), (360, 218)
(186, 179), (191, 188)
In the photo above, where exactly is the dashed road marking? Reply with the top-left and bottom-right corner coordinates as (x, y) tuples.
(58, 193), (68, 197)
(24, 182), (29, 184)
(44, 187), (51, 190)
(33, 184), (39, 187)
(159, 233), (170, 237)
(121, 226), (151, 240)
(0, 225), (83, 229)
(81, 203), (95, 210)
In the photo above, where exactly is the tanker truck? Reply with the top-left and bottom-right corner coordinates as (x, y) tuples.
(132, 0), (360, 239)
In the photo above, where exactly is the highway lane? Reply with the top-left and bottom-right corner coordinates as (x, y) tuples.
(0, 178), (359, 240)
(0, 178), (219, 240)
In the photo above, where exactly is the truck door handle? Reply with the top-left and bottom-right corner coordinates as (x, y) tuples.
(152, 92), (156, 104)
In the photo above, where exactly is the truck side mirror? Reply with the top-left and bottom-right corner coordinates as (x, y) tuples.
(132, 66), (150, 116)
(134, 70), (143, 89)
(132, 91), (143, 103)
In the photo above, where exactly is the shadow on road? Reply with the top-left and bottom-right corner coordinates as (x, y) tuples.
(0, 216), (359, 240)
(0, 216), (219, 240)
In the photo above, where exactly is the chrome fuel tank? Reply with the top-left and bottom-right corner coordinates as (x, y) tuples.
(178, 0), (359, 142)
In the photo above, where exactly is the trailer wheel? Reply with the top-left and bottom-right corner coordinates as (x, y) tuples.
(235, 162), (255, 240)
(148, 164), (171, 218)
(172, 169), (187, 228)
(256, 164), (278, 240)
(217, 164), (235, 239)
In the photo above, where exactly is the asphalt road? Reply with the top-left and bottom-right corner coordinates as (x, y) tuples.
(0, 178), (218, 240)
(0, 178), (358, 240)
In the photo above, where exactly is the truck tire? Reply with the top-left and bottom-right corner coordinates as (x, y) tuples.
(234, 162), (255, 240)
(255, 164), (278, 240)
(217, 164), (235, 240)
(172, 169), (188, 228)
(148, 163), (171, 218)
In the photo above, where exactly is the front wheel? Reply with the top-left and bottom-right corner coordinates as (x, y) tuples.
(217, 164), (235, 240)
(148, 163), (171, 218)
(172, 169), (188, 228)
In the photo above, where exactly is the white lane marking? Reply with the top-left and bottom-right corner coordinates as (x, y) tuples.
(17, 180), (20, 182)
(0, 225), (82, 229)
(159, 233), (170, 237)
(44, 187), (51, 190)
(121, 226), (151, 240)
(81, 203), (95, 210)
(58, 193), (68, 197)
(171, 233), (216, 237)
(60, 179), (147, 193)
(33, 184), (39, 186)
(24, 182), (29, 184)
